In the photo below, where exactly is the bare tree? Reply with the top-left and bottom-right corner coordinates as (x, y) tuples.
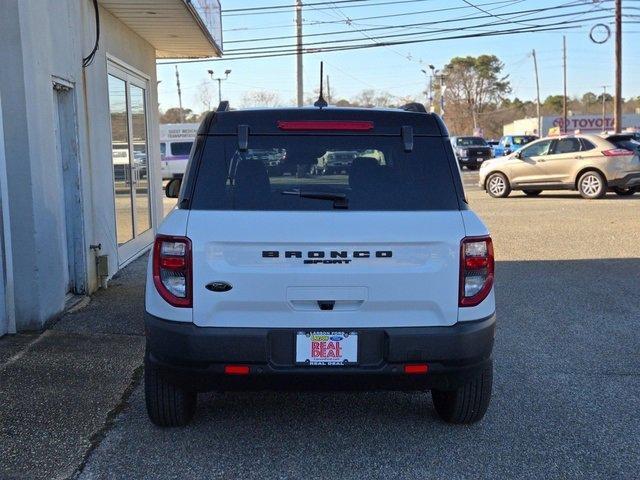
(241, 90), (282, 108)
(195, 80), (215, 113)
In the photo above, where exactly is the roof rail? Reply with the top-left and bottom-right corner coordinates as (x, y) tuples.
(400, 102), (427, 113)
(217, 101), (230, 112)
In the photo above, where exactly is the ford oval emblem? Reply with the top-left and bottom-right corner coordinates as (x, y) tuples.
(330, 335), (343, 342)
(205, 281), (232, 293)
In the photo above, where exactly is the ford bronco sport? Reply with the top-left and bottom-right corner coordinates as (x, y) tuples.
(145, 102), (496, 427)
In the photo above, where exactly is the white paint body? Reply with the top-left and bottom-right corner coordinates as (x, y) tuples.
(146, 208), (495, 328)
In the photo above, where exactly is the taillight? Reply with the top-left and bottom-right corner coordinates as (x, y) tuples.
(602, 148), (634, 157)
(153, 235), (192, 308)
(459, 236), (494, 307)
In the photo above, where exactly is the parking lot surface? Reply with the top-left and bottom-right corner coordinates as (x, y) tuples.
(81, 171), (640, 480)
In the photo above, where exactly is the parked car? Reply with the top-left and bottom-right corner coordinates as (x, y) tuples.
(450, 136), (493, 170)
(313, 150), (358, 175)
(146, 103), (496, 427)
(479, 134), (640, 199)
(493, 135), (538, 157)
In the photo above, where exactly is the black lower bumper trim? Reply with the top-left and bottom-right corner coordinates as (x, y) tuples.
(145, 313), (495, 392)
(609, 173), (640, 188)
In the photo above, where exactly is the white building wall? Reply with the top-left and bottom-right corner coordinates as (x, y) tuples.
(0, 0), (161, 331)
(504, 115), (640, 136)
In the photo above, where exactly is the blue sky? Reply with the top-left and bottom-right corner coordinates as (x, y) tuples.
(157, 0), (639, 113)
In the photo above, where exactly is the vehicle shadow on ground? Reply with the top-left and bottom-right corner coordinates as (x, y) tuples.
(80, 258), (640, 480)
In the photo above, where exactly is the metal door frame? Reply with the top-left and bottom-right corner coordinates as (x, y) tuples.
(107, 60), (155, 266)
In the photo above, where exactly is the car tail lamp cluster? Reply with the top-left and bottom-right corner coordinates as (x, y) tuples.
(153, 235), (192, 308)
(602, 148), (634, 157)
(459, 237), (494, 307)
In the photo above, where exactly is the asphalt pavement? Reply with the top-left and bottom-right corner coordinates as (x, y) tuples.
(2, 171), (639, 479)
(79, 171), (640, 480)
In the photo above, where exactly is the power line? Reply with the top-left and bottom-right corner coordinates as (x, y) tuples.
(223, 0), (440, 17)
(222, 0), (541, 32)
(158, 23), (585, 64)
(225, 3), (600, 46)
(222, 10), (612, 54)
(223, 0), (369, 14)
(461, 0), (537, 27)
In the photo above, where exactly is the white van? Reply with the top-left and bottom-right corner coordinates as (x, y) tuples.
(160, 123), (199, 179)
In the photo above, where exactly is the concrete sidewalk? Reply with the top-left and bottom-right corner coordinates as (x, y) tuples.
(0, 255), (148, 480)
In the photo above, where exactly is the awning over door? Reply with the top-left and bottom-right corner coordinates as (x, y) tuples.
(98, 0), (223, 58)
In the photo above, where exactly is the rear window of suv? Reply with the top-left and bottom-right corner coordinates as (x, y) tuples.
(189, 135), (459, 211)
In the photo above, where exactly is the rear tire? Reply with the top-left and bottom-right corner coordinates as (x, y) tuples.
(613, 187), (636, 196)
(578, 171), (606, 199)
(145, 358), (197, 427)
(486, 173), (511, 198)
(432, 361), (493, 424)
(523, 189), (542, 197)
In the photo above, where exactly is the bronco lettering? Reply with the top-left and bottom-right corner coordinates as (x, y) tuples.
(262, 250), (393, 260)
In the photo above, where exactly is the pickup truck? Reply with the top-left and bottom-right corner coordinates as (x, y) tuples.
(492, 135), (538, 157)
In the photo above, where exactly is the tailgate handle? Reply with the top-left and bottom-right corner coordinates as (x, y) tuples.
(317, 300), (335, 311)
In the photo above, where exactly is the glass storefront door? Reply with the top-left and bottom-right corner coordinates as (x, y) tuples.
(107, 64), (154, 264)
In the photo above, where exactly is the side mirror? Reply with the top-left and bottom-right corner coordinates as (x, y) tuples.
(514, 151), (523, 159)
(165, 178), (181, 198)
(504, 143), (511, 148)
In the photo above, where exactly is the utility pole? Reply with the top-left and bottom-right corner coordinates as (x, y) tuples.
(532, 49), (542, 136)
(562, 36), (568, 134)
(296, 0), (303, 107)
(601, 85), (609, 132)
(614, 0), (622, 133)
(175, 65), (184, 123)
(326, 75), (331, 104)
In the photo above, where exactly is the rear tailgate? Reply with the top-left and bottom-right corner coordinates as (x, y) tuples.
(188, 211), (465, 329)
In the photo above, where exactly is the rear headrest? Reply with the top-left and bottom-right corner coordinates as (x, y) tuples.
(349, 157), (382, 190)
(234, 159), (271, 208)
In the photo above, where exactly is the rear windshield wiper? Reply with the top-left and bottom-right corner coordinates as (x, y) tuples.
(281, 190), (349, 209)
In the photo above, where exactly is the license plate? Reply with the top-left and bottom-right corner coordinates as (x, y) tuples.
(296, 331), (358, 365)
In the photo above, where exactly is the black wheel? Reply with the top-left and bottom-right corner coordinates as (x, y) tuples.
(486, 172), (511, 198)
(523, 189), (542, 197)
(432, 361), (493, 424)
(577, 170), (606, 199)
(467, 165), (479, 171)
(613, 187), (636, 196)
(145, 358), (197, 427)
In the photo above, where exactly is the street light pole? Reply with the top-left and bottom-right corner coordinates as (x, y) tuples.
(562, 35), (568, 134)
(531, 49), (542, 136)
(207, 69), (231, 106)
(601, 85), (609, 132)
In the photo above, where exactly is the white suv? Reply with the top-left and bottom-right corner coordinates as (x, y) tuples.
(145, 102), (496, 427)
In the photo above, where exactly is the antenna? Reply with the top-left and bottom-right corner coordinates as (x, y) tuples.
(314, 62), (328, 108)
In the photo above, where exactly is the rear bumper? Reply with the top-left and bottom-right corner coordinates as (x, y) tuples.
(609, 172), (640, 188)
(145, 313), (496, 392)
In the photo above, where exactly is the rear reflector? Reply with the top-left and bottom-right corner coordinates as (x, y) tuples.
(224, 365), (250, 375)
(602, 148), (634, 157)
(404, 364), (429, 374)
(277, 120), (374, 131)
